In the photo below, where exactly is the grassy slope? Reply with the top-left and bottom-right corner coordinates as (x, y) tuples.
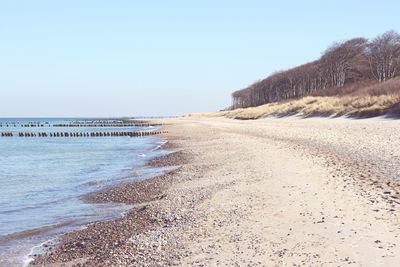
(188, 95), (400, 119)
(188, 78), (400, 120)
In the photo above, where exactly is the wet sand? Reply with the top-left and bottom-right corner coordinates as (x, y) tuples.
(31, 116), (400, 266)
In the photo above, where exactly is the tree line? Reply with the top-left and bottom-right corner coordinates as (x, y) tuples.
(232, 30), (400, 109)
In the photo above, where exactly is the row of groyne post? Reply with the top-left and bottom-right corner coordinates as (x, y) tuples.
(0, 122), (162, 128)
(0, 123), (48, 127)
(0, 131), (167, 138)
(51, 123), (162, 127)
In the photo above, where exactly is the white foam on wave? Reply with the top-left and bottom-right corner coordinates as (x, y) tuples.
(23, 237), (57, 267)
(152, 140), (167, 151)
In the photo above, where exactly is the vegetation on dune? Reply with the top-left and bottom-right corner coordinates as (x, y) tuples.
(231, 31), (400, 110)
(189, 94), (400, 119)
(206, 30), (400, 119)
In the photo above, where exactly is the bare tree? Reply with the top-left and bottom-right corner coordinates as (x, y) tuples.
(231, 31), (400, 109)
(367, 31), (400, 82)
(321, 38), (368, 87)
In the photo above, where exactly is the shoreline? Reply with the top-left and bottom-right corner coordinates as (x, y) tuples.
(29, 133), (186, 266)
(30, 117), (400, 266)
(0, 118), (170, 267)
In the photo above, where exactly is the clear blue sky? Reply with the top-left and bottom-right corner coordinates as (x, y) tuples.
(1, 0), (399, 117)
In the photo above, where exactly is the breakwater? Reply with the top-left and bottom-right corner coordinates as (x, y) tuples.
(0, 120), (162, 128)
(0, 131), (166, 138)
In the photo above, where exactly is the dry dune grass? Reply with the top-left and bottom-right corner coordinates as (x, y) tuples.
(190, 78), (400, 120)
(188, 95), (400, 119)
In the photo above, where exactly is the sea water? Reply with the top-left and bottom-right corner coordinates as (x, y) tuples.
(0, 118), (168, 266)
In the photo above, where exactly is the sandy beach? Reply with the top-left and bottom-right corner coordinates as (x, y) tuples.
(31, 116), (400, 266)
